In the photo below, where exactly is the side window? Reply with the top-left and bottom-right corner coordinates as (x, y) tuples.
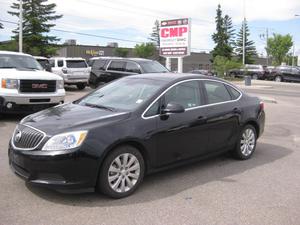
(226, 85), (241, 100)
(93, 59), (107, 70)
(107, 60), (126, 71)
(144, 100), (160, 117)
(57, 60), (64, 67)
(125, 62), (141, 73)
(164, 81), (201, 109)
(203, 81), (232, 104)
(49, 60), (55, 67)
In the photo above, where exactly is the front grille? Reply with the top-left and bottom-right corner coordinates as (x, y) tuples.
(19, 80), (56, 93)
(13, 125), (45, 150)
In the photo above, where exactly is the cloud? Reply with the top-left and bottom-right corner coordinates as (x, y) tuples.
(1, 0), (300, 54)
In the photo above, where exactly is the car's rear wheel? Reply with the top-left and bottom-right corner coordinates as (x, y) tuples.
(97, 145), (145, 198)
(232, 124), (257, 160)
(274, 75), (282, 82)
(76, 83), (86, 90)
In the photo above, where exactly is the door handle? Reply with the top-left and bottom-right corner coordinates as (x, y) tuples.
(197, 116), (207, 122)
(233, 108), (242, 114)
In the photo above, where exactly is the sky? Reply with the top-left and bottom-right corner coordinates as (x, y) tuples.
(0, 0), (300, 56)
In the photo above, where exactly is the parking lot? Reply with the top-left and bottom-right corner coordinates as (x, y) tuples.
(1, 81), (300, 225)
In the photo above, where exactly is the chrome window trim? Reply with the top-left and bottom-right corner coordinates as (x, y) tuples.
(11, 124), (47, 151)
(141, 78), (242, 120)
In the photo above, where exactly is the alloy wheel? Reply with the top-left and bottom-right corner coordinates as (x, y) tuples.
(108, 153), (140, 193)
(240, 128), (256, 156)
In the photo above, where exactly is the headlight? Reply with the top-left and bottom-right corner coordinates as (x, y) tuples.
(56, 80), (64, 89)
(42, 131), (88, 151)
(1, 78), (18, 89)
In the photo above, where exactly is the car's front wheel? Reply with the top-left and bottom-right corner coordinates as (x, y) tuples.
(232, 125), (257, 160)
(274, 75), (282, 82)
(97, 145), (145, 198)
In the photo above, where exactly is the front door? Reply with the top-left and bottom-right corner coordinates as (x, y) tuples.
(154, 80), (210, 167)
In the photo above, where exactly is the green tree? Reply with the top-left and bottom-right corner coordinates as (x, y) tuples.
(149, 20), (160, 48)
(113, 47), (129, 57)
(213, 55), (242, 77)
(133, 43), (156, 58)
(211, 4), (233, 60)
(8, 0), (62, 56)
(223, 15), (235, 46)
(234, 20), (257, 64)
(266, 33), (293, 66)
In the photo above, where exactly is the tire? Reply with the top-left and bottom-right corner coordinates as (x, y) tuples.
(252, 74), (258, 80)
(97, 145), (145, 198)
(76, 83), (86, 90)
(232, 124), (257, 160)
(274, 75), (282, 82)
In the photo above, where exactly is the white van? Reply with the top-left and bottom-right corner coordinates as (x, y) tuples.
(49, 57), (90, 90)
(0, 51), (65, 114)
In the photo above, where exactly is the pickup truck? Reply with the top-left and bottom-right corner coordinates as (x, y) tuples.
(0, 51), (65, 114)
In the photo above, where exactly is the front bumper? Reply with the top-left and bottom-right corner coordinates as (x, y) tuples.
(0, 91), (65, 114)
(8, 144), (99, 192)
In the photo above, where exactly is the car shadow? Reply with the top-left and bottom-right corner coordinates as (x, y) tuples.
(26, 142), (292, 207)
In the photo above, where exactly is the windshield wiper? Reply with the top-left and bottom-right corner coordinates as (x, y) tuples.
(84, 103), (115, 112)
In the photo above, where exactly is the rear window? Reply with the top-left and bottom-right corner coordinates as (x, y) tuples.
(66, 60), (87, 68)
(226, 85), (241, 100)
(139, 61), (169, 73)
(203, 81), (232, 104)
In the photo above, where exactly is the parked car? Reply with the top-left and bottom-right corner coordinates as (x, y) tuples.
(34, 56), (51, 72)
(50, 57), (90, 90)
(229, 64), (266, 80)
(266, 66), (300, 82)
(0, 51), (65, 115)
(188, 69), (214, 76)
(9, 73), (265, 198)
(88, 57), (169, 88)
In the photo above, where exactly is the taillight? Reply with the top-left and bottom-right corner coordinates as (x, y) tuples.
(260, 101), (264, 111)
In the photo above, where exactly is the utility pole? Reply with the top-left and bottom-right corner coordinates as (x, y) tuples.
(266, 28), (269, 66)
(19, 0), (23, 53)
(242, 0), (246, 65)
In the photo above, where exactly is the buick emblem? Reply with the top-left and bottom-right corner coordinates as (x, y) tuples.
(14, 130), (22, 143)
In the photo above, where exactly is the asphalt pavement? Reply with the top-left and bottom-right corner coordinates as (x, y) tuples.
(0, 81), (300, 225)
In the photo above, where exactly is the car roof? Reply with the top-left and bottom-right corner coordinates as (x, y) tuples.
(0, 50), (32, 57)
(88, 57), (153, 62)
(128, 73), (228, 83)
(34, 56), (48, 60)
(50, 57), (86, 60)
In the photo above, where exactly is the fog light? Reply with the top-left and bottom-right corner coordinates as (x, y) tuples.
(6, 102), (13, 109)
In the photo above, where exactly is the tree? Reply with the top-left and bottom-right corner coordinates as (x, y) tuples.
(234, 20), (257, 64)
(8, 0), (62, 56)
(223, 15), (235, 46)
(0, 23), (3, 29)
(133, 43), (156, 58)
(113, 47), (129, 57)
(211, 4), (233, 60)
(149, 20), (160, 48)
(266, 34), (293, 66)
(213, 55), (242, 77)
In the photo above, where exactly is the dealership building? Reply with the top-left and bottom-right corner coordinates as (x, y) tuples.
(56, 44), (268, 72)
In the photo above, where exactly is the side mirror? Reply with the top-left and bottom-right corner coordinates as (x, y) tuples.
(162, 102), (185, 114)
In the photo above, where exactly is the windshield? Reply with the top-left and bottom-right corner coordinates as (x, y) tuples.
(77, 77), (166, 111)
(139, 61), (169, 73)
(0, 54), (43, 70)
(66, 60), (87, 68)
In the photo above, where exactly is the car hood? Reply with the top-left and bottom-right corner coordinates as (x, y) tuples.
(21, 103), (131, 135)
(0, 68), (63, 80)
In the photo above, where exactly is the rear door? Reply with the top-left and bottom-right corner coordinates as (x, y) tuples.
(105, 60), (127, 82)
(201, 80), (241, 152)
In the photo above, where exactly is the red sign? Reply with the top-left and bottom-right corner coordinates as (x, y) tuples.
(159, 18), (191, 57)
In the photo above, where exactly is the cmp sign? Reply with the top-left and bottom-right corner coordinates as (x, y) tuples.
(159, 18), (191, 57)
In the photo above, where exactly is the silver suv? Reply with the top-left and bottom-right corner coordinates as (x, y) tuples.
(50, 57), (90, 90)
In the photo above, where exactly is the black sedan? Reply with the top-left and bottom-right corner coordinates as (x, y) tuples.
(9, 73), (265, 198)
